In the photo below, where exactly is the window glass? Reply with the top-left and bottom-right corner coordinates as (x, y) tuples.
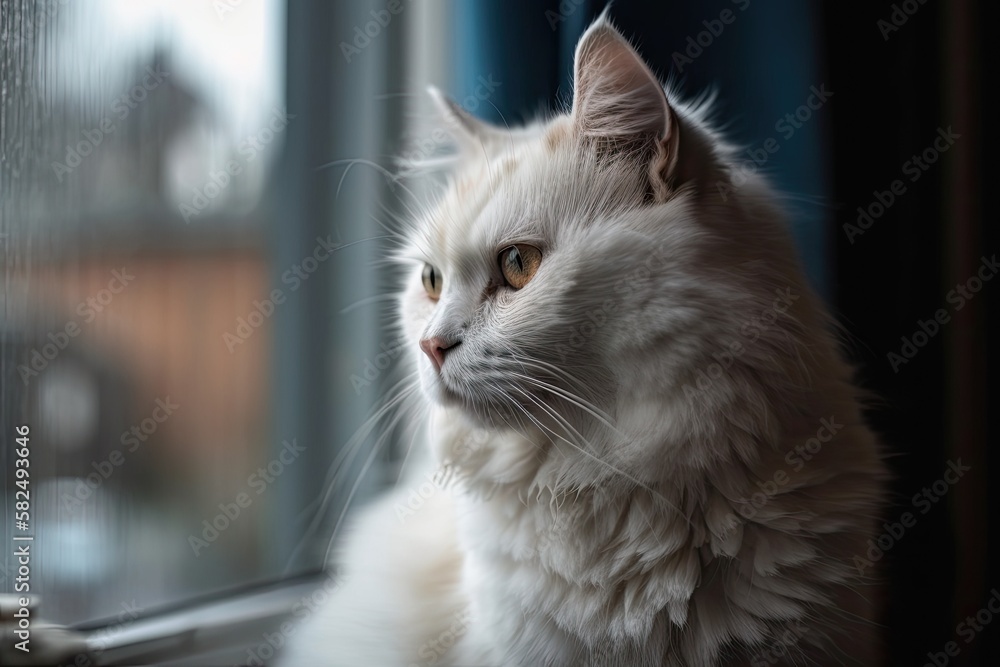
(1, 0), (291, 625)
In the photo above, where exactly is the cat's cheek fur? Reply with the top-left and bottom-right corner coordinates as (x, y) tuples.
(399, 267), (445, 398)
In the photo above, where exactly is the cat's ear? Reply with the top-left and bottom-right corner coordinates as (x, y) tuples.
(427, 85), (506, 151)
(572, 16), (680, 194)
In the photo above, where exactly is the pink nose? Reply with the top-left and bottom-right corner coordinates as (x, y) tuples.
(419, 336), (457, 370)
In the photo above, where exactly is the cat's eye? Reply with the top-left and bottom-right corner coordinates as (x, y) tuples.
(422, 263), (442, 300)
(498, 244), (542, 290)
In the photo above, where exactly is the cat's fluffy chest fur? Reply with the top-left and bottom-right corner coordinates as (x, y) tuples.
(280, 12), (885, 667)
(286, 396), (882, 666)
(437, 380), (883, 667)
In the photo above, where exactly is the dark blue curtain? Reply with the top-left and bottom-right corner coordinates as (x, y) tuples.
(449, 0), (831, 297)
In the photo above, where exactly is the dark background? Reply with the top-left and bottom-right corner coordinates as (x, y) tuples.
(453, 0), (996, 663)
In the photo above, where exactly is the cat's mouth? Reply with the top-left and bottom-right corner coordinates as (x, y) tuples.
(429, 373), (488, 413)
(424, 366), (528, 427)
(423, 362), (475, 408)
(419, 343), (577, 428)
(426, 372), (464, 406)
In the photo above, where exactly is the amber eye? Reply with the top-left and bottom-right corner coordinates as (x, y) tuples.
(498, 244), (542, 290)
(422, 263), (442, 300)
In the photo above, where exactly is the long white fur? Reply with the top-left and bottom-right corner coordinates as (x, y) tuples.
(282, 14), (886, 667)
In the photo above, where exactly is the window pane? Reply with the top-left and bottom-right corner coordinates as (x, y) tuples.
(1, 0), (290, 625)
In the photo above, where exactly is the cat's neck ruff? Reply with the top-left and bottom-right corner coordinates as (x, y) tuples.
(433, 393), (879, 664)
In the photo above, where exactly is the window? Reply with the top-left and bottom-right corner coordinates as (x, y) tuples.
(1, 1), (438, 661)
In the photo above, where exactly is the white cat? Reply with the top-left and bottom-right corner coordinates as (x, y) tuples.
(281, 13), (886, 667)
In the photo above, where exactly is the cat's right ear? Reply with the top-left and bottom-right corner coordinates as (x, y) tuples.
(572, 15), (681, 198)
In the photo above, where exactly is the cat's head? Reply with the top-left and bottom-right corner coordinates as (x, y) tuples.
(397, 16), (813, 477)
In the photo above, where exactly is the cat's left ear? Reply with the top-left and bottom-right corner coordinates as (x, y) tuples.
(572, 16), (679, 196)
(427, 85), (507, 153)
